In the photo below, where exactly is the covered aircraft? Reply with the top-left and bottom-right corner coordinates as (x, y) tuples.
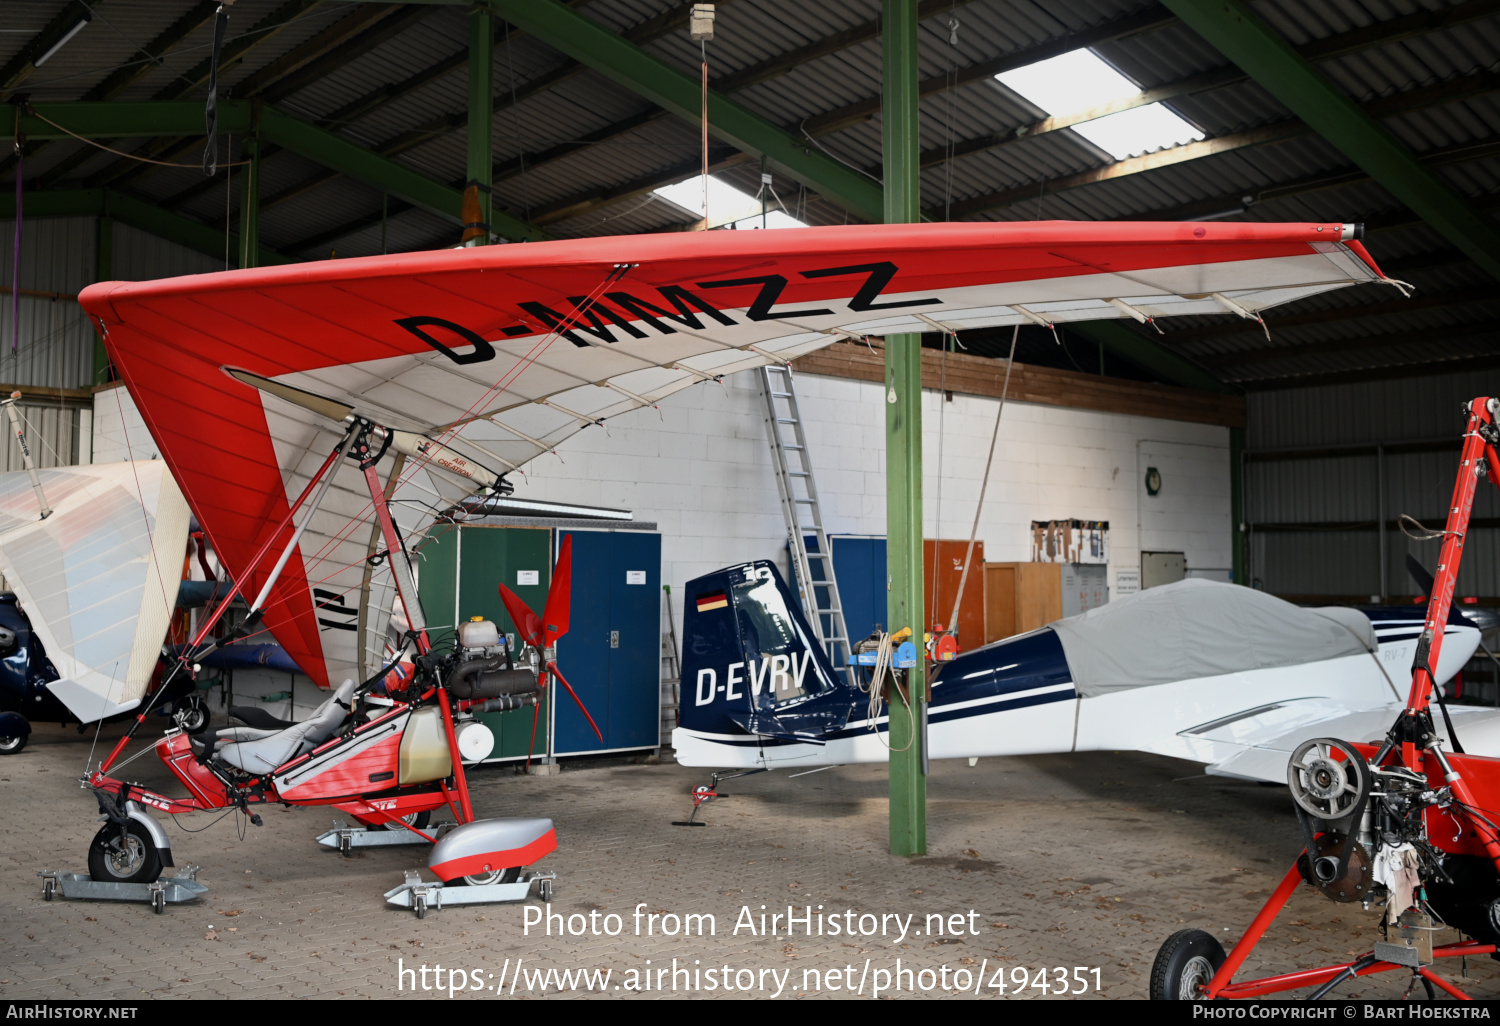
(672, 565), (1488, 781)
(77, 220), (1397, 698)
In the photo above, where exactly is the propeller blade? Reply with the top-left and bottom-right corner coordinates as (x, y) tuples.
(548, 660), (603, 743)
(497, 583), (544, 648)
(1406, 554), (1436, 599)
(542, 534), (572, 646)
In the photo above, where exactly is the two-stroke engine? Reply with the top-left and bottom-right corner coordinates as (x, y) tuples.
(1288, 727), (1500, 946)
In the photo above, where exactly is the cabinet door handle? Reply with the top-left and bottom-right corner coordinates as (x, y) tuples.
(610, 630), (619, 649)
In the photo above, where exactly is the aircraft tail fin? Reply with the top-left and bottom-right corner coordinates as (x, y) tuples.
(678, 561), (858, 741)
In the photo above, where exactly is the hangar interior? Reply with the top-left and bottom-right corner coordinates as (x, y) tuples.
(3, 0), (1500, 1002)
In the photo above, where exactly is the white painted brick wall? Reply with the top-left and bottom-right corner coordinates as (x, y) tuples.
(96, 370), (1231, 668)
(518, 370), (1231, 610)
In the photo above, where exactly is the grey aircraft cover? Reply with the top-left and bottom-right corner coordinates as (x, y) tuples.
(1048, 579), (1377, 698)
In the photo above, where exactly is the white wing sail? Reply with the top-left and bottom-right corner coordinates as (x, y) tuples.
(0, 461), (189, 722)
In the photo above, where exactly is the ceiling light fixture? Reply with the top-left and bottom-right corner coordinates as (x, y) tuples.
(34, 12), (91, 68)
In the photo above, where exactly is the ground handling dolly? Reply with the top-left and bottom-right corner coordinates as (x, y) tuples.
(317, 819), (444, 856)
(39, 865), (208, 915)
(384, 816), (559, 918)
(385, 868), (557, 919)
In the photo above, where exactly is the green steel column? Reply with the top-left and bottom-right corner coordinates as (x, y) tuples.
(466, 2), (494, 246)
(93, 205), (112, 384)
(239, 136), (259, 269)
(883, 0), (925, 859)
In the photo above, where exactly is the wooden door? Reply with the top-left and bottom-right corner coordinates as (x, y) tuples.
(923, 538), (985, 648)
(984, 563), (1016, 643)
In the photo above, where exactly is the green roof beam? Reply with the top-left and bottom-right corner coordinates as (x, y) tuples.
(18, 102), (550, 243)
(488, 0), (886, 223)
(1161, 0), (1500, 282)
(0, 188), (290, 267)
(21, 101), (251, 140)
(260, 107), (547, 242)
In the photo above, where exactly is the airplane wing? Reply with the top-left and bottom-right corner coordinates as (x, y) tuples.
(1196, 701), (1500, 783)
(78, 221), (1387, 689)
(0, 461), (189, 722)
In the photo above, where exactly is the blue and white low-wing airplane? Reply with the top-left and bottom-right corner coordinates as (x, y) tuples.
(671, 563), (1493, 782)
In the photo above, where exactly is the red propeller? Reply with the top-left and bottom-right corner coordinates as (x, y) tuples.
(542, 531), (571, 647)
(495, 535), (602, 743)
(497, 584), (544, 648)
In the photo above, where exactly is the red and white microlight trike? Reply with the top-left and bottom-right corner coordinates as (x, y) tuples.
(67, 409), (601, 918)
(1152, 396), (1500, 999)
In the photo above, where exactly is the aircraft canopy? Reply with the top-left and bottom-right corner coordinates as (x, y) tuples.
(1050, 579), (1377, 697)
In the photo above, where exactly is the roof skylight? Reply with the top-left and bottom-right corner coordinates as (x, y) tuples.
(655, 176), (806, 230)
(995, 48), (1204, 160)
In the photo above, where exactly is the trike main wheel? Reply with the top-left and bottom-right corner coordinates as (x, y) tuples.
(449, 866), (521, 887)
(376, 811), (431, 831)
(1150, 929), (1225, 1000)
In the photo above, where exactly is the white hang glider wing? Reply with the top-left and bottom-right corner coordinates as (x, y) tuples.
(77, 221), (1392, 690)
(0, 461), (189, 722)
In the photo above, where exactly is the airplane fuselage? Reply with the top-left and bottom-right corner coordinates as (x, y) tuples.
(673, 573), (1481, 774)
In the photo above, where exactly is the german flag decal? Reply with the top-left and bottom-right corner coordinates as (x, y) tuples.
(696, 590), (728, 612)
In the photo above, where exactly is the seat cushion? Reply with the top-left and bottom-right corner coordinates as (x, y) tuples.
(217, 680), (355, 775)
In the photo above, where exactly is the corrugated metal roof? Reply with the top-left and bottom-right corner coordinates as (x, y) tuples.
(2, 0), (1497, 387)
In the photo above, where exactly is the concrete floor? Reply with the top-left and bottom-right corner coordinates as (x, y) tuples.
(3, 719), (1499, 1000)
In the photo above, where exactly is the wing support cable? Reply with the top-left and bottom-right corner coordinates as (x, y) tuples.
(93, 424), (358, 778)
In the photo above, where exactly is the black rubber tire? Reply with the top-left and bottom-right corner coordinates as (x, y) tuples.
(1150, 929), (1226, 1000)
(449, 866), (521, 887)
(377, 811), (431, 832)
(172, 696), (210, 735)
(0, 732), (26, 754)
(88, 821), (164, 884)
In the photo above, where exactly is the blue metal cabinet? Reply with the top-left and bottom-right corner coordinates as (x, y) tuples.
(552, 529), (661, 755)
(798, 534), (887, 648)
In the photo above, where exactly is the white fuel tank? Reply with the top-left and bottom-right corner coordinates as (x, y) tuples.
(399, 706), (453, 784)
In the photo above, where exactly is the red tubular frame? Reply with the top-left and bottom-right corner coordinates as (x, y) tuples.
(94, 442), (347, 777)
(87, 432), (481, 832)
(361, 459), (473, 825)
(1197, 397), (1500, 1000)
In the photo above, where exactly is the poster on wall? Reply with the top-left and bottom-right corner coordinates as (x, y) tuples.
(1114, 568), (1141, 598)
(1030, 519), (1109, 564)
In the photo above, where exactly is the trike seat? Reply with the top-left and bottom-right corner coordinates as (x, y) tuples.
(205, 679), (356, 775)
